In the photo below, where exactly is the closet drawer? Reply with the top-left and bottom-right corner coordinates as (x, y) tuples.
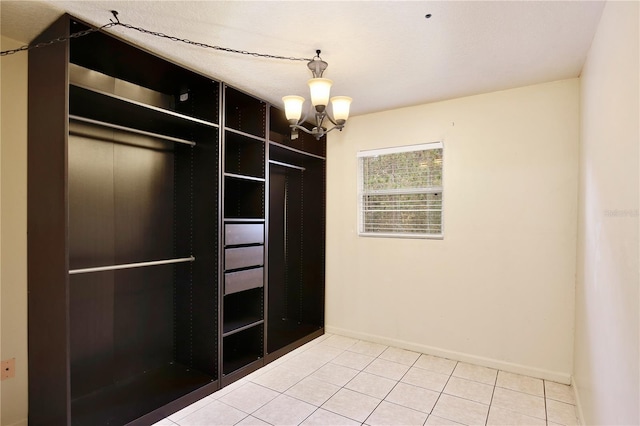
(225, 267), (263, 295)
(225, 223), (264, 246)
(225, 246), (264, 271)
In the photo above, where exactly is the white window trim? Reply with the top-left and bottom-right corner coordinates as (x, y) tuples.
(357, 141), (444, 239)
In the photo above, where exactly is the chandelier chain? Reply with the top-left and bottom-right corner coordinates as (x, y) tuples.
(1, 22), (116, 56)
(114, 21), (310, 61)
(1, 12), (312, 62)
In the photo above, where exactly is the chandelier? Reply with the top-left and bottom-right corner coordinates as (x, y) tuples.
(282, 50), (352, 140)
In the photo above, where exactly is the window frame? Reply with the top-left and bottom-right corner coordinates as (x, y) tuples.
(357, 141), (444, 239)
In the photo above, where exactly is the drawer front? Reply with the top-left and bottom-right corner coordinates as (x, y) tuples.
(225, 223), (264, 246)
(225, 246), (264, 271)
(225, 267), (263, 295)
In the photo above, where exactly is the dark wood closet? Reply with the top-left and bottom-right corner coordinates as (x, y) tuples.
(27, 14), (326, 426)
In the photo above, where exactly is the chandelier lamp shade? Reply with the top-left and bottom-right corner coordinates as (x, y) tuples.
(282, 50), (352, 140)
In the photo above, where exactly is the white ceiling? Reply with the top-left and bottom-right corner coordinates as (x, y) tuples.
(1, 1), (604, 117)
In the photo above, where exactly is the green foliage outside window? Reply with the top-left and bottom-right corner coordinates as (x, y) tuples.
(359, 144), (443, 237)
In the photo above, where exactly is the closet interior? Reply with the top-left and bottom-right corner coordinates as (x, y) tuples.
(27, 15), (326, 426)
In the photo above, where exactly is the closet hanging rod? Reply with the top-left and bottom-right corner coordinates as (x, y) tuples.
(69, 115), (196, 146)
(69, 256), (195, 275)
(269, 160), (306, 171)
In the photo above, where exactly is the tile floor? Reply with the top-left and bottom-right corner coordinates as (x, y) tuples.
(154, 334), (579, 426)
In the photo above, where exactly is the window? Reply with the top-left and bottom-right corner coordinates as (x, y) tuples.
(358, 142), (443, 238)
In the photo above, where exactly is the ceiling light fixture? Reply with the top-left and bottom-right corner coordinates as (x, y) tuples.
(282, 50), (352, 140)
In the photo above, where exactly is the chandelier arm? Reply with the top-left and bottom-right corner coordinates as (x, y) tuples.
(323, 125), (343, 135)
(324, 113), (339, 127)
(289, 124), (316, 135)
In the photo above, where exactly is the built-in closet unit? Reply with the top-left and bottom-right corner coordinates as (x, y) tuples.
(28, 14), (326, 426)
(28, 16), (219, 425)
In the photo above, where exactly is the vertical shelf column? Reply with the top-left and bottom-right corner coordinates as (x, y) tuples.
(220, 85), (267, 384)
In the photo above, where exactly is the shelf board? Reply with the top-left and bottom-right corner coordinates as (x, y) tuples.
(70, 362), (215, 426)
(223, 218), (266, 224)
(223, 353), (263, 376)
(223, 318), (264, 336)
(70, 85), (218, 141)
(224, 127), (266, 142)
(224, 172), (266, 183)
(269, 141), (326, 160)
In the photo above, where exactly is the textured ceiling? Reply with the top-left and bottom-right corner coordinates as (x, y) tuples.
(1, 1), (604, 117)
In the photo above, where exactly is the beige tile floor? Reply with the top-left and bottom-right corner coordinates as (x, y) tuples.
(154, 334), (579, 426)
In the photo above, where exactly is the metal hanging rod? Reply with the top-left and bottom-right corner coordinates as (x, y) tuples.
(269, 160), (306, 171)
(69, 115), (196, 146)
(69, 256), (195, 275)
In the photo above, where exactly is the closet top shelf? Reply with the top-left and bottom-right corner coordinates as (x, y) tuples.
(70, 84), (219, 140)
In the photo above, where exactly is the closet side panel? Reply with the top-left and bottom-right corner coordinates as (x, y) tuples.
(27, 14), (72, 425)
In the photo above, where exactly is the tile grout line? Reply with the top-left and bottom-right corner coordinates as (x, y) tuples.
(543, 379), (549, 426)
(361, 348), (424, 425)
(484, 368), (499, 426)
(427, 360), (460, 424)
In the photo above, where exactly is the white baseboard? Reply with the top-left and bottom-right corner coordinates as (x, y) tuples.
(571, 376), (585, 425)
(325, 325), (572, 384)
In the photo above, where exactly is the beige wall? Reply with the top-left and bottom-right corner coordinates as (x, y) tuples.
(574, 1), (639, 425)
(326, 79), (580, 382)
(0, 36), (29, 426)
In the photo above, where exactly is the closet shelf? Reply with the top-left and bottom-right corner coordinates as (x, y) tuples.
(70, 115), (196, 146)
(224, 127), (266, 142)
(69, 256), (195, 275)
(70, 84), (218, 140)
(223, 218), (266, 224)
(269, 141), (326, 160)
(224, 173), (266, 183)
(269, 160), (306, 171)
(223, 318), (264, 337)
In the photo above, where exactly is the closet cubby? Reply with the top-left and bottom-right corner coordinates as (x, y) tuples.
(224, 130), (265, 178)
(223, 287), (264, 335)
(222, 326), (264, 376)
(224, 86), (266, 138)
(223, 175), (266, 219)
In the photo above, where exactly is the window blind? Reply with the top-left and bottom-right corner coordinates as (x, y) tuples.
(358, 142), (443, 238)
